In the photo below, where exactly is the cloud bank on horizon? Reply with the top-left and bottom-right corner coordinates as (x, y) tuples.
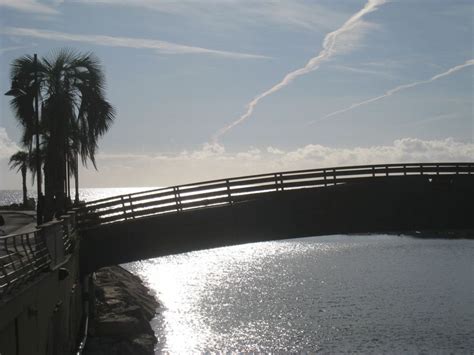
(212, 0), (387, 142)
(2, 127), (472, 188)
(53, 137), (474, 187)
(310, 59), (474, 124)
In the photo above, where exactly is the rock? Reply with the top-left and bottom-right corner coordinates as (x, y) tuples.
(95, 315), (143, 336)
(84, 266), (159, 355)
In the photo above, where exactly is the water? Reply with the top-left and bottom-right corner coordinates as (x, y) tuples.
(128, 235), (473, 353)
(2, 189), (472, 353)
(0, 187), (157, 206)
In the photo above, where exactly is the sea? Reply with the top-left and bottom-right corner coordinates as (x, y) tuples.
(2, 188), (473, 353)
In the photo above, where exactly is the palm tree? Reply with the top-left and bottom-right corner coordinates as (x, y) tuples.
(8, 49), (115, 220)
(9, 151), (31, 207)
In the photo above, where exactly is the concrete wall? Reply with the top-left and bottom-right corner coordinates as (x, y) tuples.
(0, 232), (83, 355)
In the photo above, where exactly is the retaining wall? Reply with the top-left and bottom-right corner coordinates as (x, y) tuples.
(0, 216), (83, 355)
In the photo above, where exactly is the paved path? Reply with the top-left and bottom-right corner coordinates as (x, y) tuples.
(0, 210), (36, 236)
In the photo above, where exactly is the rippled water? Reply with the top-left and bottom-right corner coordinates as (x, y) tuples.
(128, 234), (474, 353)
(0, 187), (157, 206)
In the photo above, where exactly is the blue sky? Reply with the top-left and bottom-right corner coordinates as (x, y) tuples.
(0, 0), (473, 188)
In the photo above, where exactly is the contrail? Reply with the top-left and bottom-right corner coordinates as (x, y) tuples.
(212, 0), (387, 142)
(310, 59), (474, 124)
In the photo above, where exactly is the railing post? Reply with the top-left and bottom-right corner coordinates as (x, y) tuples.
(226, 179), (232, 204)
(456, 164), (459, 175)
(173, 187), (182, 212)
(279, 173), (284, 191)
(0, 258), (10, 291)
(120, 196), (128, 220)
(333, 168), (337, 185)
(25, 233), (36, 268)
(20, 234), (33, 270)
(128, 194), (135, 219)
(323, 169), (327, 187)
(372, 166), (375, 177)
(436, 164), (439, 176)
(420, 164), (423, 176)
(12, 236), (22, 270)
(274, 173), (280, 191)
(403, 165), (407, 176)
(385, 165), (389, 177)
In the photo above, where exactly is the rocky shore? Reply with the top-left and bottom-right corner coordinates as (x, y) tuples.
(84, 266), (159, 355)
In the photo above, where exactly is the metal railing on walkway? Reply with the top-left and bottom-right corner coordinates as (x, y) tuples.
(0, 213), (77, 299)
(78, 162), (473, 228)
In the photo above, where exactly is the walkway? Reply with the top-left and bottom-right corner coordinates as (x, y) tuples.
(0, 210), (36, 236)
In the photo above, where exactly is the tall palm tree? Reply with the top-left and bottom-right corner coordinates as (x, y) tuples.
(9, 151), (31, 207)
(8, 49), (115, 220)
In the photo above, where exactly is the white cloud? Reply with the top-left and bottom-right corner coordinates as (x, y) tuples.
(2, 136), (472, 188)
(278, 138), (474, 167)
(0, 127), (19, 159)
(267, 147), (285, 155)
(72, 137), (474, 188)
(188, 142), (226, 159)
(0, 0), (59, 14)
(1, 27), (270, 59)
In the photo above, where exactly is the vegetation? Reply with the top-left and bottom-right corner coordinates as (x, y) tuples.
(7, 49), (115, 220)
(8, 151), (31, 207)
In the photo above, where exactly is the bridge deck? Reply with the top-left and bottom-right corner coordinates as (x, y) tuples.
(78, 162), (474, 273)
(78, 162), (473, 228)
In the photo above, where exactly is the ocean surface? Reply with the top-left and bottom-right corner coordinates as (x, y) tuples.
(2, 189), (473, 353)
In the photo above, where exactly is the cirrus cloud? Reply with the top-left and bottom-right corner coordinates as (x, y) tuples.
(1, 27), (270, 59)
(0, 0), (59, 15)
(212, 0), (387, 142)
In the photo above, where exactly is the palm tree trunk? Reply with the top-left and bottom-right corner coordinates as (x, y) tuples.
(43, 157), (54, 221)
(21, 166), (27, 207)
(44, 135), (66, 220)
(74, 154), (79, 204)
(65, 152), (69, 201)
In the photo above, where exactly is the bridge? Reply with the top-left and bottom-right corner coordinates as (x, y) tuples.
(0, 162), (473, 353)
(78, 162), (474, 273)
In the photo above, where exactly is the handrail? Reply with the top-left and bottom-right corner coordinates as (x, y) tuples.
(78, 162), (473, 228)
(0, 213), (77, 300)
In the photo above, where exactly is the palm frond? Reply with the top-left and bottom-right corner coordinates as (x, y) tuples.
(9, 151), (30, 173)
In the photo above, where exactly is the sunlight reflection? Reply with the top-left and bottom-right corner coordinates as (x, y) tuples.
(131, 238), (346, 352)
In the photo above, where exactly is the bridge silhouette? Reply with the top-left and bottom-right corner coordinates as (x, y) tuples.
(78, 162), (474, 273)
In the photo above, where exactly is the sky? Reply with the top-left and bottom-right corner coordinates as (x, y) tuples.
(0, 0), (473, 189)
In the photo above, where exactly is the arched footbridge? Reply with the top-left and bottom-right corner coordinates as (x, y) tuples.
(78, 162), (474, 273)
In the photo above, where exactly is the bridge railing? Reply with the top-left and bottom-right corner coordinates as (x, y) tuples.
(78, 162), (473, 228)
(0, 212), (77, 300)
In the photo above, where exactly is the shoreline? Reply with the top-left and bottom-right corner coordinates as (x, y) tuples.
(84, 265), (159, 355)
